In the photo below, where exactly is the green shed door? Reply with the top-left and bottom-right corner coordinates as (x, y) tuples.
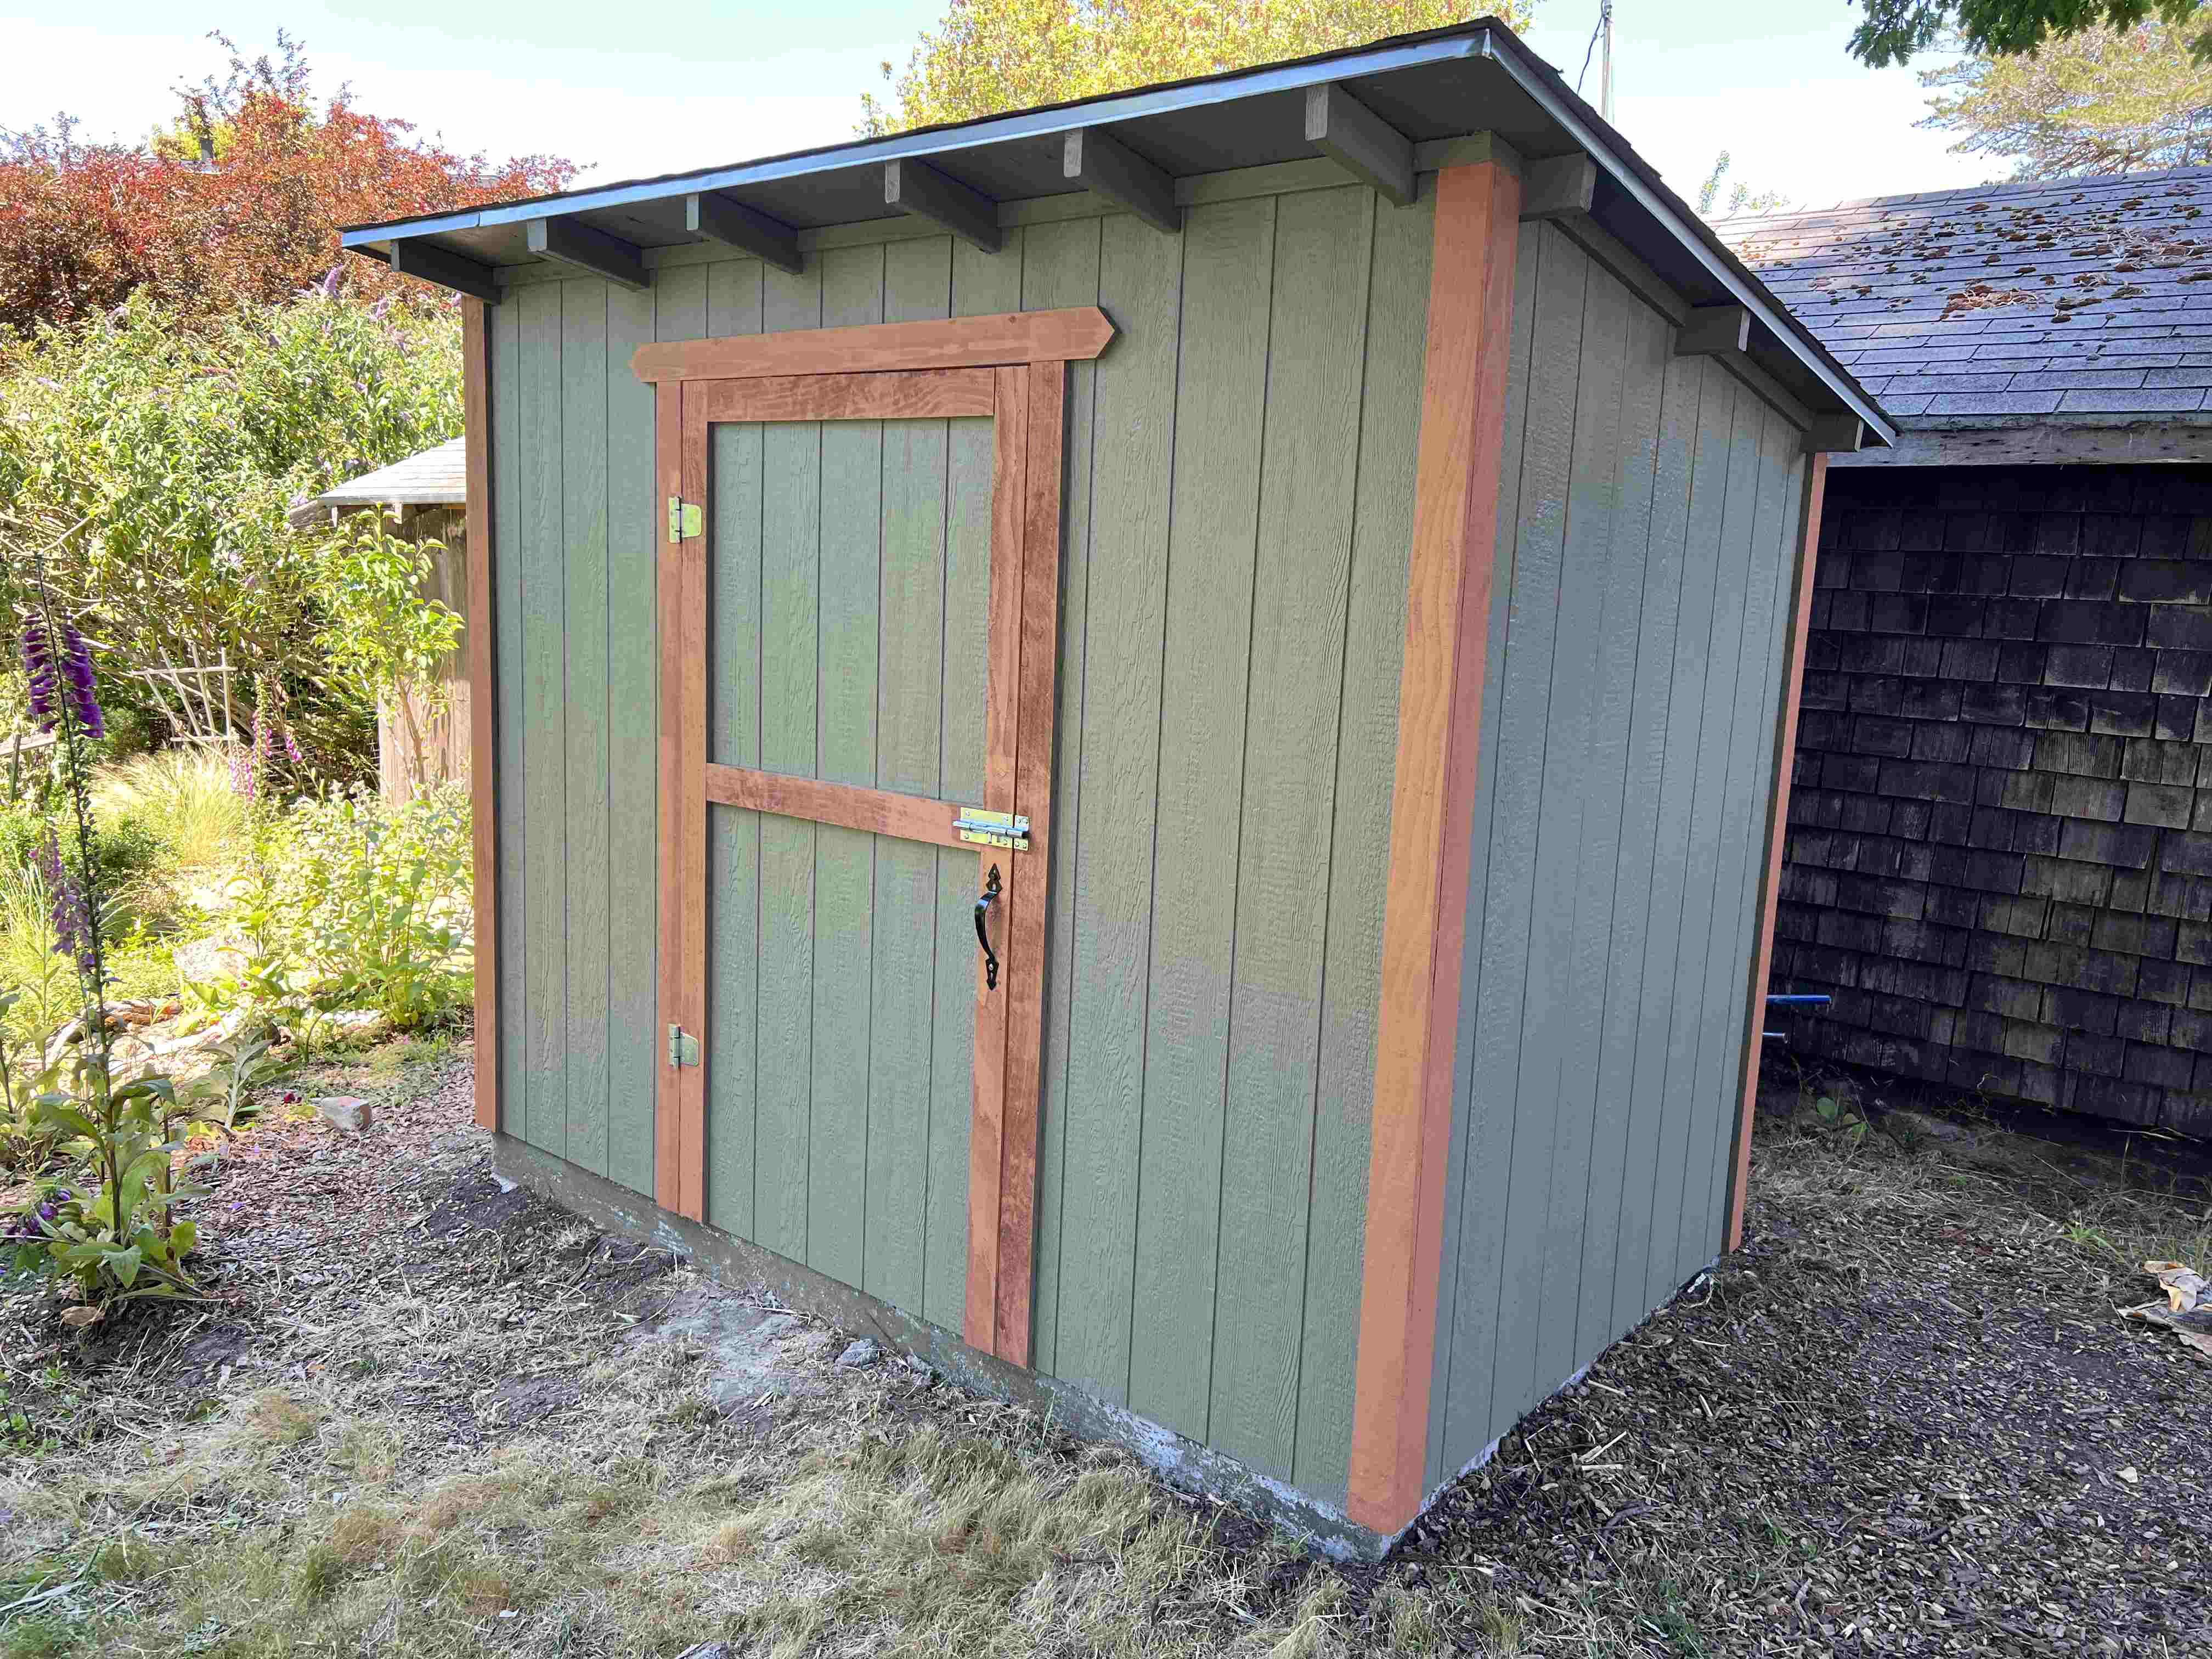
(657, 362), (1066, 1364)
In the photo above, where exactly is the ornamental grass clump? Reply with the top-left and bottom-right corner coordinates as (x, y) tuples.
(1, 526), (201, 1311)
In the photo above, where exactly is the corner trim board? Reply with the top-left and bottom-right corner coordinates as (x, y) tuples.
(1723, 454), (1829, 1253)
(461, 298), (499, 1133)
(1345, 155), (1522, 1536)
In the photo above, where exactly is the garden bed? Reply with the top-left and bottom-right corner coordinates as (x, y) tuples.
(1, 1048), (2207, 1657)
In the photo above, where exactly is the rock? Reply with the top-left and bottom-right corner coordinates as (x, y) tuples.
(676, 1644), (735, 1659)
(836, 1337), (881, 1369)
(1883, 1107), (1965, 1144)
(314, 1096), (371, 1133)
(757, 1312), (803, 1339)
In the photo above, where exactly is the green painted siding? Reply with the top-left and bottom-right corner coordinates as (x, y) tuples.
(1425, 221), (1809, 1491)
(487, 178), (1427, 1506)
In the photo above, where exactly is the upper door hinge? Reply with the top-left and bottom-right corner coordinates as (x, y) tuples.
(667, 1023), (699, 1068)
(667, 496), (702, 544)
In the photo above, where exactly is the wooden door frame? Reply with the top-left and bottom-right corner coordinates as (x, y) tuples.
(635, 307), (1111, 1368)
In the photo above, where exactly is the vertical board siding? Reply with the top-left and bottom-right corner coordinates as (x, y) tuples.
(1429, 221), (1812, 1480)
(562, 283), (612, 1178)
(494, 188), (1427, 1499)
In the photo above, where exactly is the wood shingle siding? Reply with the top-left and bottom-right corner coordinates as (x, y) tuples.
(1774, 465), (2212, 1136)
(1425, 222), (1812, 1493)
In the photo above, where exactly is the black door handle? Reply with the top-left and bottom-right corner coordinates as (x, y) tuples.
(974, 864), (1001, 991)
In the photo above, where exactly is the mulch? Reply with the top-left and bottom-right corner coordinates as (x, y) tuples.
(6, 1058), (2208, 1657)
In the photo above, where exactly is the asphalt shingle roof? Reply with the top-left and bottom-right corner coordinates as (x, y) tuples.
(1718, 166), (2212, 428)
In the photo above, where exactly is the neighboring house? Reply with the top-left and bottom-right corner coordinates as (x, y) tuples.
(292, 438), (472, 803)
(1728, 168), (2212, 1136)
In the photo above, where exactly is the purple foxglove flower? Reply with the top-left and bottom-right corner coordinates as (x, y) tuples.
(20, 617), (54, 732)
(39, 830), (95, 978)
(58, 624), (100, 740)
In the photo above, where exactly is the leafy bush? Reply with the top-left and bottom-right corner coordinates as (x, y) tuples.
(207, 786), (472, 1034)
(0, 292), (462, 776)
(88, 749), (250, 869)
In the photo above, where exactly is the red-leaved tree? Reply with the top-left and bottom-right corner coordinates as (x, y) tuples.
(0, 33), (577, 333)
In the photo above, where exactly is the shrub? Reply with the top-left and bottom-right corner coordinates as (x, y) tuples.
(207, 785), (472, 1034)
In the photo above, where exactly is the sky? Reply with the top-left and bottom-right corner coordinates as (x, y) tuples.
(4, 0), (2001, 211)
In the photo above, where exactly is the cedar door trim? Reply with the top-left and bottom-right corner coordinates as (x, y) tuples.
(631, 307), (1114, 382)
(1345, 156), (1523, 1537)
(642, 340), (1079, 1372)
(1723, 454), (1830, 1252)
(461, 298), (499, 1133)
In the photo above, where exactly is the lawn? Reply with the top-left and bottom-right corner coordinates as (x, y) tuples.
(1, 1053), (2206, 1658)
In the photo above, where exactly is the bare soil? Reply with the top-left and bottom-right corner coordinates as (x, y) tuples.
(1, 1046), (2206, 1657)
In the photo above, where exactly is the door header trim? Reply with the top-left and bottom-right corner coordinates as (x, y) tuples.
(631, 307), (1115, 383)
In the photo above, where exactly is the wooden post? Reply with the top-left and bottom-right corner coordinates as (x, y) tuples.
(1344, 156), (1522, 1536)
(1723, 453), (1829, 1252)
(461, 298), (500, 1133)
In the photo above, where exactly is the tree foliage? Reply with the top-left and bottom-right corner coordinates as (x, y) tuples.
(860, 0), (1539, 134)
(1696, 151), (1790, 218)
(0, 292), (461, 768)
(1920, 20), (2212, 173)
(0, 33), (576, 335)
(1848, 0), (2211, 66)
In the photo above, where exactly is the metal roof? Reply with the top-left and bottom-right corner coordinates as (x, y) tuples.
(1722, 166), (2212, 432)
(343, 20), (1892, 443)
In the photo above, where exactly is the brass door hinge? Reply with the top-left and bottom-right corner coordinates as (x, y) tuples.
(667, 1023), (699, 1068)
(666, 496), (702, 544)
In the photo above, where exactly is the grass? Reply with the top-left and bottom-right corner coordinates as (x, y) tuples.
(87, 751), (249, 872)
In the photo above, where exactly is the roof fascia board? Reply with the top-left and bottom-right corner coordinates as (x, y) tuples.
(342, 29), (1486, 252)
(1474, 31), (1897, 445)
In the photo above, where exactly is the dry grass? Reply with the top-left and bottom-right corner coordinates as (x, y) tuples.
(1, 1052), (2205, 1658)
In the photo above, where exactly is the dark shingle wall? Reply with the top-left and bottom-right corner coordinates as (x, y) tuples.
(1772, 464), (2212, 1134)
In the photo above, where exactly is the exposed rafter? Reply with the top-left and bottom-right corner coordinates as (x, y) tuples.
(686, 193), (804, 275)
(1519, 154), (1595, 222)
(1804, 414), (1865, 455)
(1063, 128), (1180, 235)
(1304, 83), (1414, 207)
(387, 240), (501, 305)
(526, 217), (651, 291)
(884, 159), (1003, 253)
(1677, 305), (1751, 357)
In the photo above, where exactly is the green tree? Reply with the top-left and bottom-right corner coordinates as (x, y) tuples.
(1849, 0), (2211, 66)
(1920, 20), (2212, 172)
(861, 0), (1540, 134)
(1696, 151), (1790, 218)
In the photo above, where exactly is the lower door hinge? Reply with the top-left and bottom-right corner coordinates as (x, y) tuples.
(666, 496), (702, 543)
(667, 1023), (699, 1068)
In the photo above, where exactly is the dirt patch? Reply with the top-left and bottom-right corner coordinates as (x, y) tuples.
(2, 1049), (2207, 1656)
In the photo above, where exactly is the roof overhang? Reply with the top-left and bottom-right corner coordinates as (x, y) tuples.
(342, 20), (1892, 445)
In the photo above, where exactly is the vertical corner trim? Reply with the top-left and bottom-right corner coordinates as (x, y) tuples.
(653, 380), (687, 1216)
(1345, 156), (1523, 1536)
(462, 298), (499, 1135)
(1724, 453), (1829, 1254)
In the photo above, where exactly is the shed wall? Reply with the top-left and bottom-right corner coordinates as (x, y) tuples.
(486, 178), (1431, 1506)
(1425, 221), (1810, 1491)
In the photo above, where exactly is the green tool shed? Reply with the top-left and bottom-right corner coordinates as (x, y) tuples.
(344, 19), (1891, 1554)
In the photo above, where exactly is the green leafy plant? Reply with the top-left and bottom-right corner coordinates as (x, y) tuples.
(1812, 1093), (1871, 1149)
(312, 514), (462, 795)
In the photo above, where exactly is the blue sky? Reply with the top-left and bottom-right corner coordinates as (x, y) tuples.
(8, 1), (1995, 211)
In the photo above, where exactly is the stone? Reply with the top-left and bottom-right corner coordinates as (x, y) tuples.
(314, 1096), (371, 1133)
(1882, 1107), (1966, 1144)
(757, 1313), (803, 1339)
(836, 1337), (881, 1369)
(676, 1644), (735, 1659)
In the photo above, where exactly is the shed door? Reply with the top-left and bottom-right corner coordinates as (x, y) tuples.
(656, 365), (1063, 1366)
